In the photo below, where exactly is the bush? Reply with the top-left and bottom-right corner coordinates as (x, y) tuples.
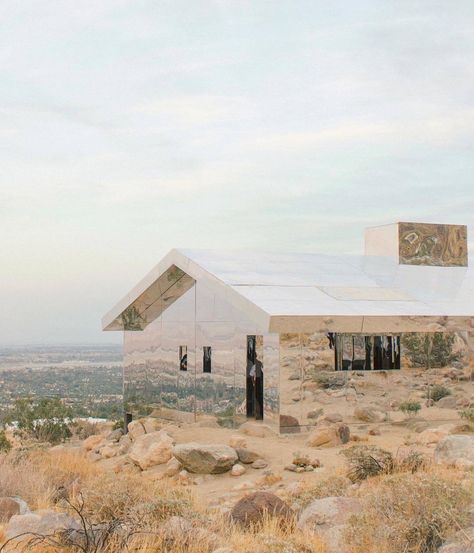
(347, 471), (471, 553)
(460, 408), (474, 422)
(0, 430), (12, 453)
(402, 333), (459, 368)
(5, 397), (73, 445)
(399, 401), (422, 417)
(429, 385), (451, 402)
(343, 446), (394, 482)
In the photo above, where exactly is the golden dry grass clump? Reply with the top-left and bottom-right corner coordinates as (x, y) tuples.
(0, 447), (473, 553)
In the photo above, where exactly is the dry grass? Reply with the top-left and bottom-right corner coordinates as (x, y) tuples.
(0, 448), (473, 553)
(348, 467), (473, 553)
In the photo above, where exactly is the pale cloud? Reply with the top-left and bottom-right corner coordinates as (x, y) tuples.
(0, 0), (473, 344)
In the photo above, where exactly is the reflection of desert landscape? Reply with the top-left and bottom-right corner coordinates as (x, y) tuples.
(280, 331), (473, 431)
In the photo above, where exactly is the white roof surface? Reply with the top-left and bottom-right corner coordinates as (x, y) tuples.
(102, 248), (474, 333)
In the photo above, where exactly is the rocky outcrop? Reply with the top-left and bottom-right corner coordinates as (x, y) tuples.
(6, 510), (81, 541)
(0, 497), (29, 523)
(129, 430), (174, 470)
(279, 415), (301, 434)
(127, 420), (146, 440)
(82, 434), (105, 451)
(298, 496), (361, 552)
(236, 448), (260, 464)
(437, 527), (474, 552)
(172, 443), (238, 474)
(435, 435), (474, 468)
(306, 423), (350, 447)
(230, 491), (294, 528)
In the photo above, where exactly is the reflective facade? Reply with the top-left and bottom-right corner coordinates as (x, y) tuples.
(124, 280), (281, 432)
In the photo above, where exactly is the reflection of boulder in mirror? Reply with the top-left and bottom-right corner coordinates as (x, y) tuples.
(398, 222), (467, 267)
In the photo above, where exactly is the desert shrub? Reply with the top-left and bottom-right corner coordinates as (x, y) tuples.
(429, 384), (451, 402)
(399, 401), (421, 417)
(402, 333), (459, 369)
(71, 419), (101, 439)
(286, 475), (351, 508)
(343, 446), (394, 482)
(347, 471), (472, 553)
(460, 408), (474, 422)
(5, 397), (73, 444)
(0, 430), (12, 453)
(394, 450), (428, 474)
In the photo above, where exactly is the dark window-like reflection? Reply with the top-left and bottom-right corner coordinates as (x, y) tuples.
(203, 346), (212, 373)
(179, 345), (187, 371)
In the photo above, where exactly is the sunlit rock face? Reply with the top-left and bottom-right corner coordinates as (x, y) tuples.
(398, 222), (467, 267)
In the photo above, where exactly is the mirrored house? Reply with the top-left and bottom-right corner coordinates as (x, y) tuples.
(102, 222), (474, 433)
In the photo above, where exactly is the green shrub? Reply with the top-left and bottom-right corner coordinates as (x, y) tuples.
(0, 430), (12, 453)
(343, 445), (394, 482)
(460, 408), (474, 422)
(402, 333), (460, 368)
(399, 401), (421, 417)
(429, 384), (451, 402)
(5, 397), (73, 445)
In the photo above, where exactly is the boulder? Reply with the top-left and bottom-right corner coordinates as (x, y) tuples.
(236, 448), (260, 464)
(172, 443), (238, 474)
(417, 428), (449, 446)
(437, 526), (474, 552)
(318, 413), (343, 424)
(279, 415), (301, 434)
(251, 459), (268, 469)
(238, 422), (277, 438)
(306, 423), (350, 447)
(127, 420), (146, 440)
(298, 496), (361, 552)
(0, 497), (29, 523)
(436, 396), (458, 409)
(82, 434), (104, 451)
(106, 428), (123, 442)
(142, 417), (161, 434)
(230, 491), (294, 528)
(435, 435), (474, 468)
(354, 406), (387, 423)
(164, 456), (182, 477)
(129, 430), (174, 470)
(231, 464), (246, 476)
(6, 510), (81, 541)
(228, 435), (247, 449)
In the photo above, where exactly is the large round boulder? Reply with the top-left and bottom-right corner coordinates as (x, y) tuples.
(298, 496), (361, 552)
(172, 443), (238, 474)
(435, 435), (474, 468)
(306, 423), (350, 447)
(129, 430), (174, 470)
(230, 491), (294, 528)
(6, 510), (81, 541)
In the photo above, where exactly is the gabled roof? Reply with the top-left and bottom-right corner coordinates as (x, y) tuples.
(102, 248), (474, 334)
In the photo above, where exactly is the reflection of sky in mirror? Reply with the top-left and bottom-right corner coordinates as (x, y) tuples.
(1, 1), (473, 344)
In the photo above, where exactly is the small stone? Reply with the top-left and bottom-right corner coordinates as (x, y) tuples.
(164, 456), (182, 477)
(284, 464), (298, 472)
(231, 464), (246, 476)
(251, 459), (268, 469)
(236, 448), (260, 464)
(296, 467), (305, 473)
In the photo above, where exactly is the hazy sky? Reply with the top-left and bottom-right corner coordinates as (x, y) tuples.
(1, 1), (473, 345)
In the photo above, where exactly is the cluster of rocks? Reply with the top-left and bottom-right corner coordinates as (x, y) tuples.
(83, 418), (268, 479)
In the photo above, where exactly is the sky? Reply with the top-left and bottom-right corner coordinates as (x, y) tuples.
(1, 1), (473, 345)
